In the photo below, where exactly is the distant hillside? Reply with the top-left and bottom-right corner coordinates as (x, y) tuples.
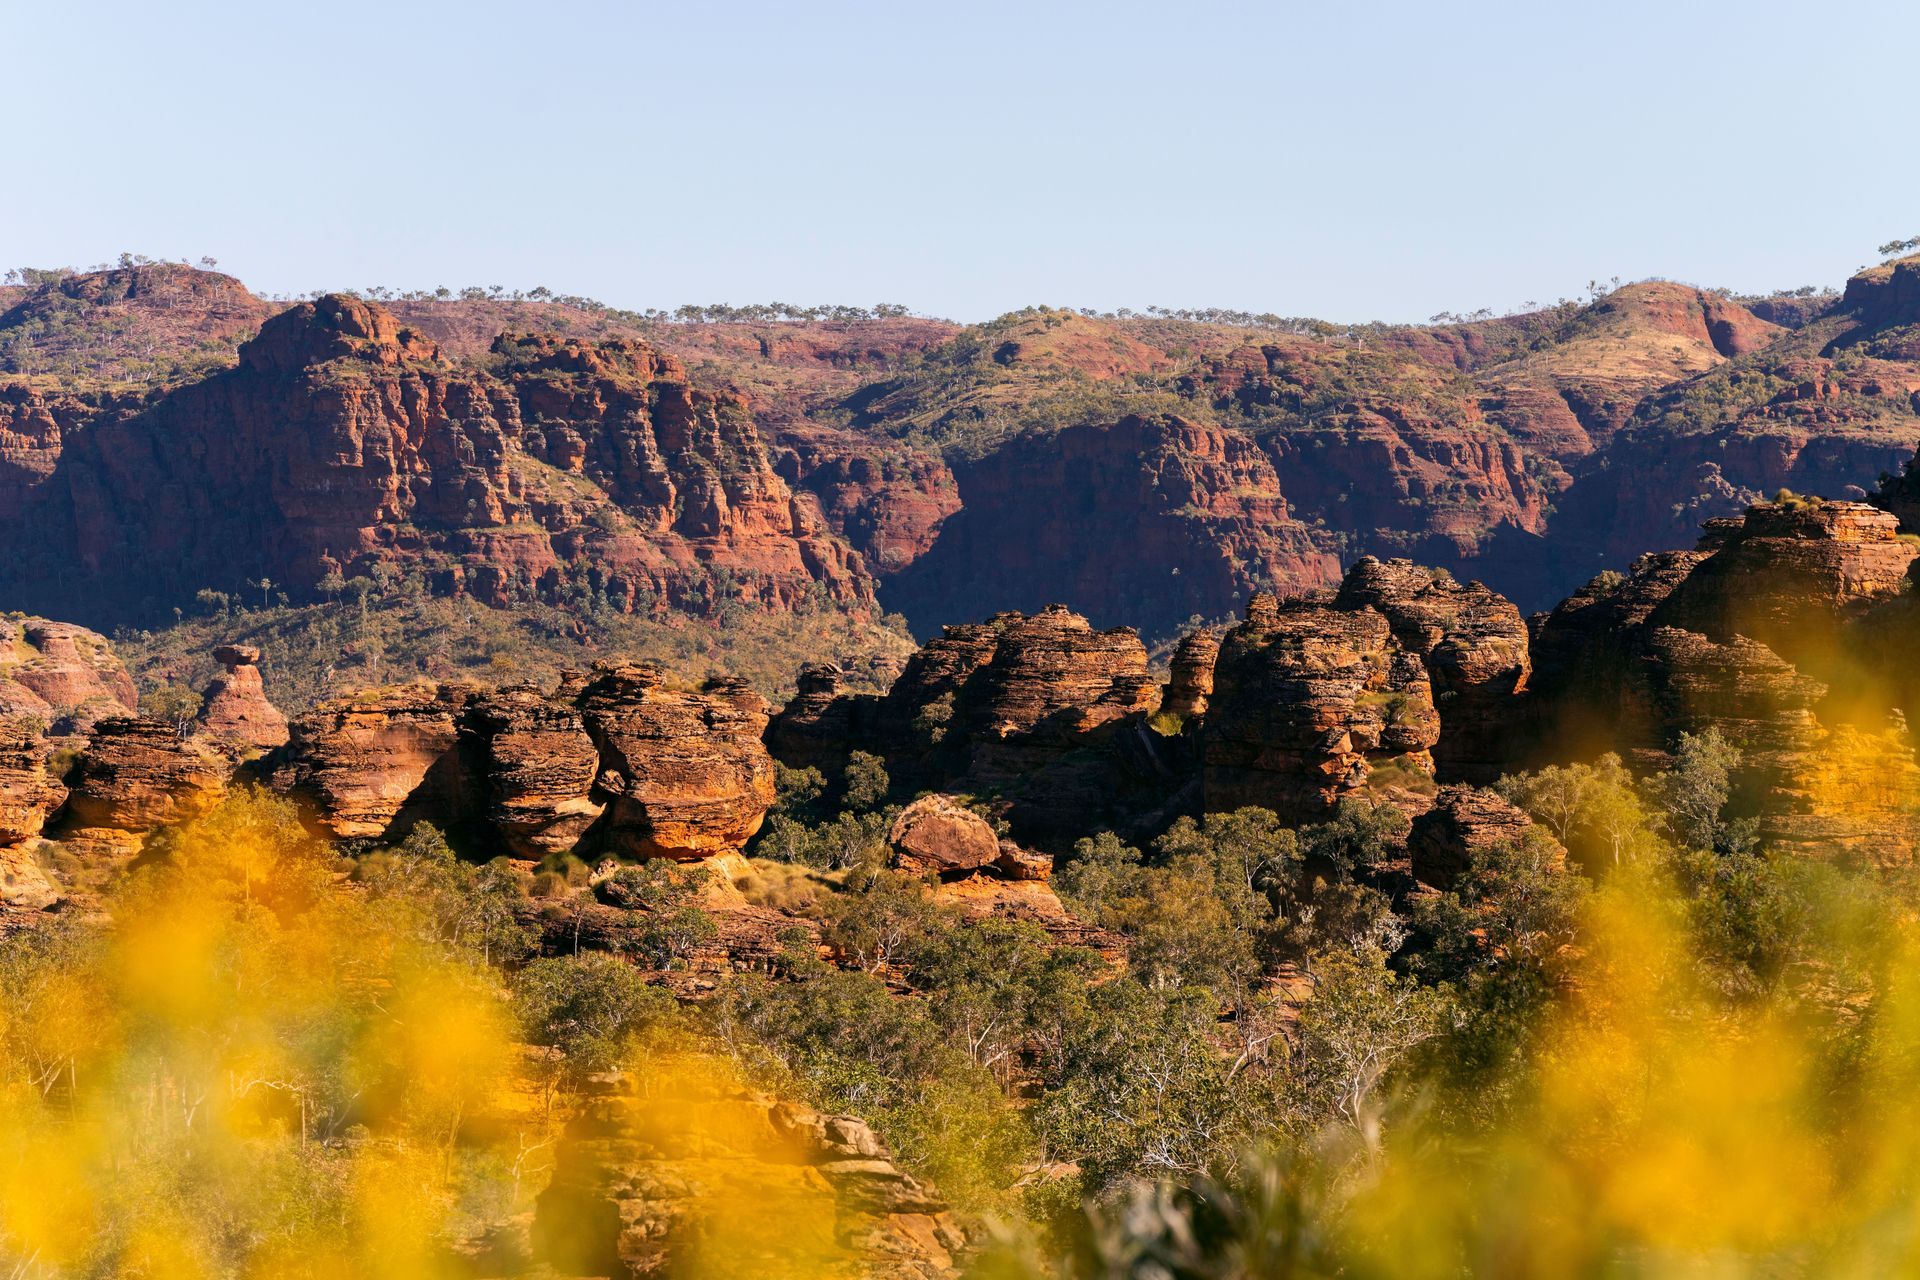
(5, 256), (1920, 690)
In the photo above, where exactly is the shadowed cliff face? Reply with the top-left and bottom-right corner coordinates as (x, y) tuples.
(883, 414), (1341, 638)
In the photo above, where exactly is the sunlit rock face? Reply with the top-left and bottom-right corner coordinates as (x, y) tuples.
(196, 644), (290, 752)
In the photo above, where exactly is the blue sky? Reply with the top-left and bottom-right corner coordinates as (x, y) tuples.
(6, 0), (1917, 322)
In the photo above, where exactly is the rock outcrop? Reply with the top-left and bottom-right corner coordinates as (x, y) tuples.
(271, 684), (474, 840)
(0, 720), (66, 909)
(771, 605), (1178, 845)
(61, 717), (232, 835)
(1649, 500), (1917, 665)
(1408, 785), (1550, 891)
(1333, 557), (1531, 781)
(0, 844), (59, 912)
(534, 1066), (966, 1279)
(887, 794), (1001, 875)
(266, 662), (780, 863)
(462, 686), (605, 857)
(1204, 594), (1440, 822)
(577, 665), (777, 861)
(196, 644), (290, 752)
(1532, 500), (1919, 772)
(0, 719), (65, 847)
(764, 662), (883, 775)
(0, 617), (137, 728)
(1162, 628), (1220, 719)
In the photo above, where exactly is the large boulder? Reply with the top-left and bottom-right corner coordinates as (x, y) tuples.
(271, 684), (473, 839)
(887, 794), (1000, 875)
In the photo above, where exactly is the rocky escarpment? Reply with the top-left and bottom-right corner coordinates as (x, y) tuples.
(1528, 261), (1920, 608)
(534, 1068), (966, 1279)
(0, 295), (876, 627)
(883, 414), (1341, 638)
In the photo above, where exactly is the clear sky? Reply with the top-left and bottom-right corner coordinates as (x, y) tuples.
(6, 0), (1917, 323)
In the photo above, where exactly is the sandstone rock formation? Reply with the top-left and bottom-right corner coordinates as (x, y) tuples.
(0, 719), (66, 909)
(964, 605), (1159, 743)
(0, 845), (59, 912)
(0, 616), (137, 727)
(271, 684), (473, 839)
(1204, 594), (1440, 822)
(61, 716), (232, 834)
(764, 662), (883, 775)
(462, 685), (605, 857)
(577, 665), (777, 861)
(771, 605), (1179, 845)
(1649, 500), (1917, 665)
(1162, 628), (1220, 719)
(1333, 557), (1531, 782)
(0, 719), (66, 847)
(1531, 499), (1919, 773)
(534, 1067), (966, 1279)
(196, 644), (290, 752)
(266, 661), (780, 864)
(887, 794), (1001, 875)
